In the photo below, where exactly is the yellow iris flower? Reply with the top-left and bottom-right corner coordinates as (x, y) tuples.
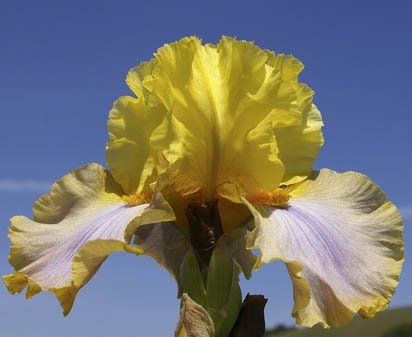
(3, 36), (404, 331)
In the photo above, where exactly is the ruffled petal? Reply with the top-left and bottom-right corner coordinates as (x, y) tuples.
(3, 163), (174, 315)
(126, 59), (157, 98)
(276, 104), (324, 185)
(107, 36), (323, 202)
(244, 169), (404, 327)
(106, 96), (166, 194)
(264, 53), (324, 185)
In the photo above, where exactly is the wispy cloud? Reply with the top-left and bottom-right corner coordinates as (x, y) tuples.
(399, 206), (412, 220)
(0, 180), (51, 193)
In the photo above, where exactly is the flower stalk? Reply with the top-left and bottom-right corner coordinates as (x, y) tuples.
(183, 201), (267, 337)
(181, 201), (242, 336)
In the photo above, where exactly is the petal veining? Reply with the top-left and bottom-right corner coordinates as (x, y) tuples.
(244, 169), (404, 327)
(11, 203), (144, 290)
(3, 163), (175, 315)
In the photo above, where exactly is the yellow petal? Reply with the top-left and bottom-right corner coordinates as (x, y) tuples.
(3, 163), (174, 315)
(264, 52), (324, 185)
(276, 104), (324, 185)
(244, 169), (404, 327)
(126, 59), (157, 98)
(106, 96), (165, 194)
(107, 36), (323, 202)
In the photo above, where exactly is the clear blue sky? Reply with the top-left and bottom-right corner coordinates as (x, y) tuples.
(1, 1), (411, 336)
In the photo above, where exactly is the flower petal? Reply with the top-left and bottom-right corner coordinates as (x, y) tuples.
(106, 95), (166, 194)
(3, 163), (174, 315)
(264, 53), (324, 185)
(150, 36), (302, 199)
(244, 169), (404, 327)
(126, 59), (157, 98)
(107, 36), (323, 201)
(276, 104), (324, 185)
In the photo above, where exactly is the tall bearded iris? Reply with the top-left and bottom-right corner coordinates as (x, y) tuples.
(3, 36), (403, 335)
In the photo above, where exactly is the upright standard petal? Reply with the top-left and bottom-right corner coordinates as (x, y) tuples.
(134, 221), (187, 286)
(106, 96), (165, 194)
(106, 36), (323, 202)
(3, 163), (174, 315)
(264, 53), (324, 185)
(244, 169), (404, 327)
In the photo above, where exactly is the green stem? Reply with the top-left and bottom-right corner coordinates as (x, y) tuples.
(183, 201), (267, 337)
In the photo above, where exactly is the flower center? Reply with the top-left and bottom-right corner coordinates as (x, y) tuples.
(122, 192), (152, 206)
(246, 189), (290, 208)
(185, 200), (223, 281)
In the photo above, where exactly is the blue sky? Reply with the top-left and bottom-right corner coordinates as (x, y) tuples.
(1, 0), (411, 336)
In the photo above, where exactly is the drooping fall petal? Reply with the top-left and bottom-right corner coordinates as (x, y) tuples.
(3, 163), (174, 315)
(244, 169), (404, 327)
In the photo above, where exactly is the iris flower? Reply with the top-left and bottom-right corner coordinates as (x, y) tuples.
(4, 36), (403, 332)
